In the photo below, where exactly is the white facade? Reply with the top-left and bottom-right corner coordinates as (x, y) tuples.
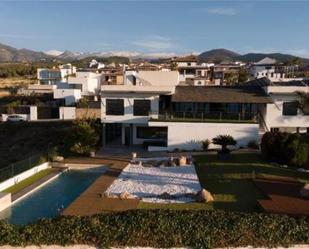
(37, 64), (76, 85)
(59, 107), (76, 120)
(148, 121), (259, 151)
(263, 85), (309, 131)
(250, 57), (286, 81)
(68, 72), (101, 96)
(53, 88), (82, 105)
(101, 93), (159, 124)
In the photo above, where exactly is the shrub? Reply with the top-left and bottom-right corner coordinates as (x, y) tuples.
(65, 119), (99, 155)
(201, 139), (211, 151)
(247, 140), (259, 150)
(0, 210), (308, 248)
(261, 132), (308, 167)
(212, 135), (237, 154)
(283, 134), (308, 167)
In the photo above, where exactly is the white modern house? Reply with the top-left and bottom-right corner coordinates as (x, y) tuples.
(37, 64), (76, 85)
(53, 71), (102, 105)
(101, 71), (178, 147)
(67, 71), (101, 96)
(101, 71), (274, 151)
(250, 57), (286, 81)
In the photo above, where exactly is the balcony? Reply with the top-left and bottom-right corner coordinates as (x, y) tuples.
(150, 111), (258, 124)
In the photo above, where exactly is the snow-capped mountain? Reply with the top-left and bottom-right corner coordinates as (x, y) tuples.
(44, 50), (63, 57)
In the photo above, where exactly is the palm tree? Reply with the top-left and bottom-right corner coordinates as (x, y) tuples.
(296, 91), (309, 115)
(212, 135), (237, 154)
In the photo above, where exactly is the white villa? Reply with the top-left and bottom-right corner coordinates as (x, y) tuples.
(100, 72), (309, 151)
(250, 57), (286, 81)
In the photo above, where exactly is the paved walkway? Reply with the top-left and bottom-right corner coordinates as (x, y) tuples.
(62, 158), (139, 216)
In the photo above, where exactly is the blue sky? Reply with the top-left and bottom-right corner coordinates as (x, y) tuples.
(0, 0), (309, 57)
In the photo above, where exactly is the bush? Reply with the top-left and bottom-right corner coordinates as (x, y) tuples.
(201, 139), (211, 151)
(284, 134), (308, 167)
(65, 119), (100, 155)
(247, 140), (259, 150)
(212, 135), (237, 154)
(261, 132), (308, 167)
(0, 210), (308, 248)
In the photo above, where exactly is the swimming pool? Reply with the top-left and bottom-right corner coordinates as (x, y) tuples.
(0, 170), (101, 225)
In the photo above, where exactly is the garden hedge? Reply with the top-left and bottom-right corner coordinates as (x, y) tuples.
(0, 210), (308, 248)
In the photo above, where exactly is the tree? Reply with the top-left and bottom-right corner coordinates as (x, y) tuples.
(66, 120), (99, 155)
(212, 135), (237, 154)
(238, 68), (249, 83)
(296, 91), (309, 115)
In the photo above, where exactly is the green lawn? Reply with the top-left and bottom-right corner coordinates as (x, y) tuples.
(139, 153), (309, 212)
(3, 168), (54, 194)
(194, 153), (309, 212)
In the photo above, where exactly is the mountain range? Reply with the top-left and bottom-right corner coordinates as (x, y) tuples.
(1, 42), (309, 65)
(198, 48), (309, 64)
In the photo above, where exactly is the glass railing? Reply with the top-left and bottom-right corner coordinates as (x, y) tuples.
(150, 111), (258, 123)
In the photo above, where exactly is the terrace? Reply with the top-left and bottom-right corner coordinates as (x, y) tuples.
(150, 111), (259, 123)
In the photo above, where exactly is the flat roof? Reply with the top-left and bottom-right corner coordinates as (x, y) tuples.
(171, 85), (273, 104)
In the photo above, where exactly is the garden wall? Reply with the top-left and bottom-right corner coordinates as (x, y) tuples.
(0, 162), (49, 192)
(149, 121), (259, 151)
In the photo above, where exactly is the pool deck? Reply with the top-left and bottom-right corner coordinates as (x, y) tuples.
(62, 157), (140, 216)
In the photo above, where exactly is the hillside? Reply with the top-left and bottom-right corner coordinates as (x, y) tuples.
(0, 43), (53, 63)
(239, 53), (309, 64)
(199, 49), (309, 64)
(198, 49), (240, 63)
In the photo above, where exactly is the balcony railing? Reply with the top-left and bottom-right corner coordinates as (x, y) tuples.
(150, 111), (258, 123)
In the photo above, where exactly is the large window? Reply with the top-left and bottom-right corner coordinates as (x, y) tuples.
(106, 99), (124, 115)
(282, 102), (298, 116)
(136, 127), (167, 139)
(133, 100), (151, 116)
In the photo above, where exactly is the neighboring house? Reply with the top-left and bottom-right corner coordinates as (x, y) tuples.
(53, 83), (82, 105)
(212, 63), (241, 85)
(250, 57), (286, 81)
(67, 71), (101, 96)
(173, 55), (213, 85)
(37, 64), (76, 85)
(253, 78), (309, 133)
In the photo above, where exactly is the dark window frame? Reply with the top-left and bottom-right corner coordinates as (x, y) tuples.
(106, 99), (124, 116)
(136, 126), (167, 140)
(133, 99), (151, 116)
(282, 101), (298, 116)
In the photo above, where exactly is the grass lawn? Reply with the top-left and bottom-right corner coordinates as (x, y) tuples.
(194, 153), (309, 212)
(3, 168), (54, 194)
(139, 153), (309, 212)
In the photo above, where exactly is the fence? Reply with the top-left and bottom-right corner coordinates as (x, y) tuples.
(0, 154), (47, 182)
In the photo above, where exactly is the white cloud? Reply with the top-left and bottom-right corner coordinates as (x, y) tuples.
(206, 7), (237, 16)
(131, 35), (174, 51)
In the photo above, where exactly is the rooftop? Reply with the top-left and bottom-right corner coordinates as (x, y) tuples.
(171, 85), (273, 104)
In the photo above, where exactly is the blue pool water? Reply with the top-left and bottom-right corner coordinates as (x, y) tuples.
(0, 170), (101, 225)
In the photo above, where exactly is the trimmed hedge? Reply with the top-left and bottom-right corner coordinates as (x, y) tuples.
(0, 210), (308, 248)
